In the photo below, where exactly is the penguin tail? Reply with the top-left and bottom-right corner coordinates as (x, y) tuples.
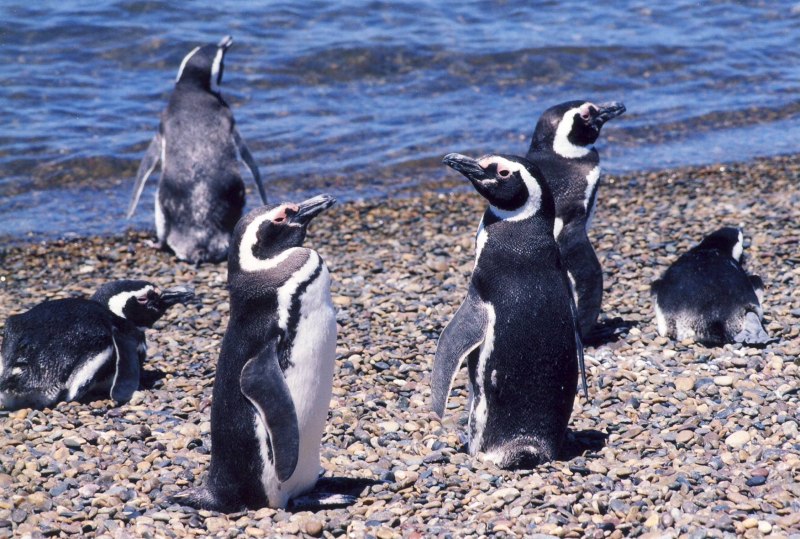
(171, 486), (239, 512)
(481, 438), (556, 470)
(733, 311), (770, 347)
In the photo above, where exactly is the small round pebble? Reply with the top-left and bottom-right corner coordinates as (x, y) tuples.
(1, 155), (799, 536)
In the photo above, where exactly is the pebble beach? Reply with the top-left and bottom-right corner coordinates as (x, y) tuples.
(1, 154), (799, 538)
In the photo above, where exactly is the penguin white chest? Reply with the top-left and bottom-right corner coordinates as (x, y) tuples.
(260, 256), (337, 507)
(583, 166), (601, 231)
(283, 262), (337, 411)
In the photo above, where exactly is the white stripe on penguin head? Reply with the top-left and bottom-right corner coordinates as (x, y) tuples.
(732, 229), (744, 262)
(175, 46), (201, 83)
(107, 286), (154, 319)
(239, 206), (302, 273)
(210, 46), (225, 94)
(553, 106), (592, 159)
(477, 156), (543, 222)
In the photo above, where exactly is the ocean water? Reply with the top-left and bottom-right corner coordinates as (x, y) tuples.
(1, 1), (799, 241)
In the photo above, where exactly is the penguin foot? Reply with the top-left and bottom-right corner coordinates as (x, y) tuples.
(288, 493), (358, 511)
(171, 487), (238, 512)
(733, 312), (771, 347)
(286, 476), (380, 512)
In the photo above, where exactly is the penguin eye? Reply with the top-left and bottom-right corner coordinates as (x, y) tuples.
(273, 217), (285, 223)
(498, 169), (510, 178)
(137, 295), (148, 304)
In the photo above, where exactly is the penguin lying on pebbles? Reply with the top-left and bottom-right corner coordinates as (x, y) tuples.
(652, 227), (770, 346)
(526, 100), (626, 338)
(433, 152), (587, 469)
(126, 35), (266, 265)
(0, 281), (194, 410)
(175, 195), (349, 511)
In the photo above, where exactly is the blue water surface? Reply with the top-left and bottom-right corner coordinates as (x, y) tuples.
(1, 1), (799, 239)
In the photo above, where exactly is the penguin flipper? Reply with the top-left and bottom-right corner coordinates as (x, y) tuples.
(240, 339), (299, 482)
(565, 280), (589, 399)
(126, 130), (163, 219)
(233, 127), (267, 204)
(431, 291), (487, 418)
(733, 311), (770, 346)
(109, 329), (141, 404)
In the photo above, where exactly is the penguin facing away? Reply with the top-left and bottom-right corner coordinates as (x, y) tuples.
(175, 194), (340, 511)
(0, 281), (194, 410)
(526, 100), (625, 338)
(126, 35), (267, 265)
(651, 227), (770, 346)
(433, 152), (587, 469)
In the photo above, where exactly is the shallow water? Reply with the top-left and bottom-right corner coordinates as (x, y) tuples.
(1, 1), (799, 240)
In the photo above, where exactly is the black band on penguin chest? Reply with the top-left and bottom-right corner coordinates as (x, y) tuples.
(279, 262), (323, 371)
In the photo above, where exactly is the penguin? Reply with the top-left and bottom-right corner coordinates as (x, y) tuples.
(432, 152), (588, 469)
(174, 194), (338, 511)
(0, 281), (194, 410)
(526, 100), (625, 338)
(126, 35), (267, 265)
(651, 227), (770, 346)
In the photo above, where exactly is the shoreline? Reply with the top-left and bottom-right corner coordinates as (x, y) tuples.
(1, 153), (799, 536)
(3, 151), (800, 248)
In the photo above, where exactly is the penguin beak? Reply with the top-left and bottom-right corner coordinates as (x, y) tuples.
(158, 285), (196, 307)
(443, 153), (491, 183)
(593, 102), (626, 128)
(218, 35), (234, 50)
(292, 194), (337, 225)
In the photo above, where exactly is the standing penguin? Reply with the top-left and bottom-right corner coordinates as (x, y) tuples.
(652, 227), (770, 346)
(433, 152), (587, 469)
(126, 35), (267, 264)
(175, 194), (338, 511)
(0, 281), (194, 410)
(526, 100), (625, 338)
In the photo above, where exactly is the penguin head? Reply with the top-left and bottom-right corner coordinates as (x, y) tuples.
(443, 153), (553, 222)
(531, 100), (626, 157)
(696, 227), (745, 262)
(232, 194), (337, 272)
(175, 35), (233, 94)
(91, 280), (195, 327)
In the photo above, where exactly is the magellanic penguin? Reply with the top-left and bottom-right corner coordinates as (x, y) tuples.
(526, 100), (625, 338)
(0, 281), (194, 410)
(126, 35), (267, 265)
(651, 227), (770, 346)
(433, 152), (588, 469)
(174, 194), (338, 511)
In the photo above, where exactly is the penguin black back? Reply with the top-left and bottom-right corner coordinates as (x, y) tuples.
(0, 281), (193, 410)
(652, 227), (769, 346)
(433, 152), (586, 469)
(525, 100), (625, 338)
(126, 36), (266, 265)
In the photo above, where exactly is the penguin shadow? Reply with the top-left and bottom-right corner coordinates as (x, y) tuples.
(287, 476), (383, 512)
(583, 317), (637, 347)
(73, 369), (167, 407)
(558, 429), (608, 462)
(139, 368), (168, 390)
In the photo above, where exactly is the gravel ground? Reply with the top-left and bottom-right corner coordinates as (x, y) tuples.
(1, 154), (799, 538)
